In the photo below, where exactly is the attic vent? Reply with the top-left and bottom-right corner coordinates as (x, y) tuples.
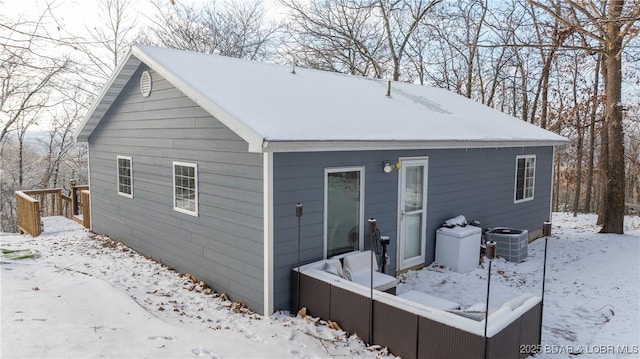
(140, 70), (152, 97)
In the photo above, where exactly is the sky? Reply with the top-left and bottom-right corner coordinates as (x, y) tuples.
(5, 0), (155, 33)
(3, 0), (283, 36)
(2, 0), (285, 133)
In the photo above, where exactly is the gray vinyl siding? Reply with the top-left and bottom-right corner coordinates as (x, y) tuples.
(272, 146), (553, 311)
(88, 65), (265, 313)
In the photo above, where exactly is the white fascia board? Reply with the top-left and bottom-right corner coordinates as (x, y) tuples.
(261, 139), (571, 153)
(75, 52), (141, 142)
(131, 47), (265, 153)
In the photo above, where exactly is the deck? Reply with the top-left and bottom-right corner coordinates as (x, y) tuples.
(14, 182), (90, 237)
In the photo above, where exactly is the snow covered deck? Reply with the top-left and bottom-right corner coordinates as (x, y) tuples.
(14, 186), (89, 237)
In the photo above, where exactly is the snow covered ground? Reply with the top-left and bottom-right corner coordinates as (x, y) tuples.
(1, 213), (638, 358)
(398, 213), (640, 358)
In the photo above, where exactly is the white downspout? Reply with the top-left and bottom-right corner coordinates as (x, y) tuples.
(549, 146), (557, 222)
(263, 152), (274, 316)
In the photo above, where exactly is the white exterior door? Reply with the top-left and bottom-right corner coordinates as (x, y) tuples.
(397, 157), (428, 271)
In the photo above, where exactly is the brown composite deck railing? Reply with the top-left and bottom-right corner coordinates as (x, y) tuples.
(14, 182), (90, 237)
(291, 270), (542, 359)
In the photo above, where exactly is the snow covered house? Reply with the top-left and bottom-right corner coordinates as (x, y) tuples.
(76, 45), (568, 315)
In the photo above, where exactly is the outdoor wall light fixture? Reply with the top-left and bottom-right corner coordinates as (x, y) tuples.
(383, 161), (394, 173)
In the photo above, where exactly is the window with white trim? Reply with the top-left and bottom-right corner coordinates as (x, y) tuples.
(117, 156), (133, 198)
(324, 167), (364, 258)
(173, 162), (198, 216)
(514, 155), (535, 203)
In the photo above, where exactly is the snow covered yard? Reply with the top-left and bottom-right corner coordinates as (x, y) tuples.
(1, 217), (383, 358)
(397, 212), (640, 358)
(1, 213), (639, 358)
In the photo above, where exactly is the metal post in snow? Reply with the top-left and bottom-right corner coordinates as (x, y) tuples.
(540, 221), (551, 347)
(483, 240), (496, 359)
(368, 218), (377, 345)
(296, 203), (303, 314)
(380, 236), (389, 274)
(70, 179), (78, 215)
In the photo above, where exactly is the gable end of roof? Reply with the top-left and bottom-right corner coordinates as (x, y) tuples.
(75, 53), (142, 142)
(76, 45), (265, 152)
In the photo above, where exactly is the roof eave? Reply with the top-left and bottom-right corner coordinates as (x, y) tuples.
(260, 139), (571, 153)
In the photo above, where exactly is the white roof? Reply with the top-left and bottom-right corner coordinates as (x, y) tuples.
(76, 45), (569, 152)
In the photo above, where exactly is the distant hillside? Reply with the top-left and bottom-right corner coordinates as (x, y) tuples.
(24, 130), (51, 155)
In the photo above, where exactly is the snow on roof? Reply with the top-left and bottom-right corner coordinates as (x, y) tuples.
(76, 45), (569, 152)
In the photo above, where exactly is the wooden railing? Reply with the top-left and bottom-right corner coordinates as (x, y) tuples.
(15, 191), (43, 237)
(14, 182), (90, 237)
(80, 190), (91, 228)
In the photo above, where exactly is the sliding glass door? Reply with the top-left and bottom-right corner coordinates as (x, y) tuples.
(324, 167), (364, 258)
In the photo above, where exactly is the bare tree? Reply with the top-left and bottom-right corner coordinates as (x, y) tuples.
(584, 54), (603, 213)
(423, 0), (517, 103)
(281, 0), (438, 80)
(281, 0), (386, 76)
(146, 0), (280, 60)
(78, 0), (138, 85)
(0, 47), (68, 143)
(0, 4), (76, 231)
(625, 110), (640, 205)
(377, 0), (441, 80)
(569, 55), (586, 217)
(39, 98), (84, 188)
(206, 0), (281, 60)
(525, 1), (560, 128)
(1, 3), (71, 143)
(144, 2), (215, 53)
(530, 0), (640, 234)
(1, 140), (21, 232)
(0, 126), (47, 232)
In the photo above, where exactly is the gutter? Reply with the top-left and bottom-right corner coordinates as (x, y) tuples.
(259, 139), (571, 153)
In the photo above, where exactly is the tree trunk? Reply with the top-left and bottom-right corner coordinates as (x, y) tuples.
(584, 54), (601, 213)
(527, 3), (558, 126)
(597, 55), (608, 225)
(465, 0), (487, 99)
(600, 0), (625, 234)
(585, 119), (596, 212)
(554, 152), (561, 211)
(597, 112), (609, 225)
(18, 138), (24, 187)
(572, 126), (584, 216)
(572, 59), (583, 217)
(539, 52), (553, 129)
